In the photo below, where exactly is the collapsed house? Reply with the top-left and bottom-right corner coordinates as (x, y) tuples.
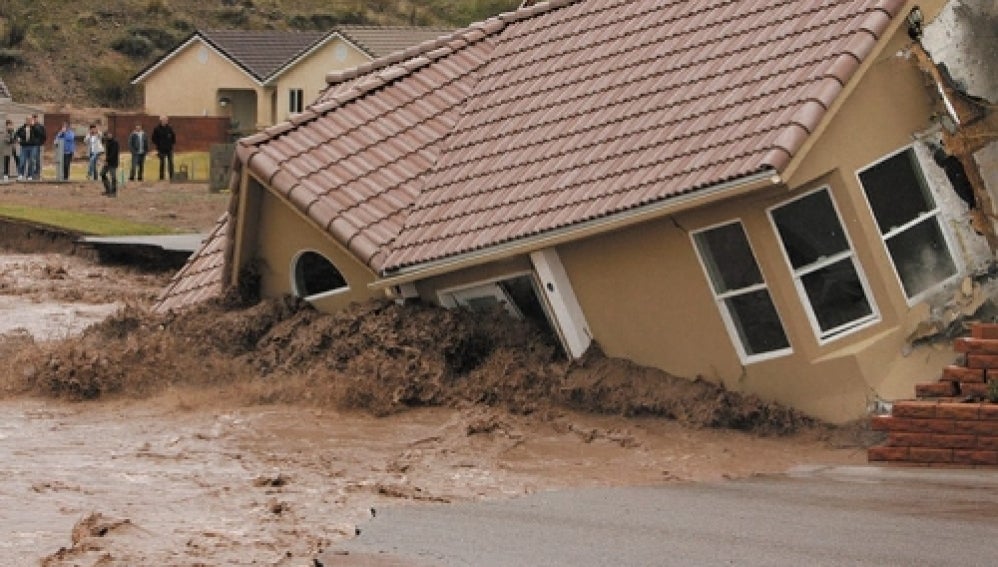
(155, 0), (997, 423)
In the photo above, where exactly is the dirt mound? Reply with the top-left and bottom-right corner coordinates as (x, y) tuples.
(5, 296), (814, 434)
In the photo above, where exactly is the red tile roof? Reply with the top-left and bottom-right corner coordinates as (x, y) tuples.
(152, 213), (230, 313)
(226, 0), (907, 283)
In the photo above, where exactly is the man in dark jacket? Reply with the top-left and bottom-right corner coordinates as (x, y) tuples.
(151, 115), (175, 181)
(100, 131), (120, 197)
(15, 114), (45, 180)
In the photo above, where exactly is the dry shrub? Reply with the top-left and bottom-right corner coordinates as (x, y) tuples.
(4, 296), (814, 434)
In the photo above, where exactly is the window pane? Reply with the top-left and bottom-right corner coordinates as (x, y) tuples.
(800, 258), (873, 334)
(860, 149), (934, 235)
(724, 290), (790, 355)
(295, 251), (347, 297)
(694, 222), (762, 293)
(885, 218), (957, 297)
(771, 190), (849, 269)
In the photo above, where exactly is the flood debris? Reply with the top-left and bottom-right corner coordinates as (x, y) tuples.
(5, 294), (814, 435)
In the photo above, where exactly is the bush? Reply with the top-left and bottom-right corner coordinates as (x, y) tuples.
(127, 26), (177, 50)
(0, 47), (25, 67)
(111, 34), (154, 58)
(0, 18), (27, 48)
(89, 66), (141, 107)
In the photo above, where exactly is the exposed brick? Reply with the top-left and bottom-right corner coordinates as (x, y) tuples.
(870, 416), (893, 431)
(960, 383), (990, 398)
(889, 433), (976, 448)
(936, 403), (980, 420)
(954, 337), (998, 354)
(971, 324), (998, 339)
(980, 404), (998, 419)
(943, 366), (985, 382)
(878, 418), (959, 434)
(916, 381), (958, 397)
(868, 445), (909, 461)
(978, 436), (998, 450)
(956, 419), (998, 435)
(966, 354), (998, 369)
(891, 401), (938, 418)
(909, 447), (953, 463)
(953, 450), (998, 465)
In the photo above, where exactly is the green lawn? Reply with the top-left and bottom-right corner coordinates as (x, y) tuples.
(43, 151), (211, 182)
(0, 204), (175, 236)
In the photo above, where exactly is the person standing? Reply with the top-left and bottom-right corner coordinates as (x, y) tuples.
(29, 114), (45, 180)
(128, 123), (147, 181)
(54, 121), (76, 181)
(0, 119), (15, 180)
(14, 116), (43, 180)
(151, 115), (175, 181)
(84, 124), (103, 180)
(100, 131), (120, 197)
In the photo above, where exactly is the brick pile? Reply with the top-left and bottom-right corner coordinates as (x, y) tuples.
(867, 323), (998, 467)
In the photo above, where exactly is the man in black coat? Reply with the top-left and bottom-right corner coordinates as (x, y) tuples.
(100, 131), (120, 197)
(151, 115), (176, 181)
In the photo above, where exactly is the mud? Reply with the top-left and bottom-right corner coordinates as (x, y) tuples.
(9, 295), (814, 434)
(0, 249), (870, 565)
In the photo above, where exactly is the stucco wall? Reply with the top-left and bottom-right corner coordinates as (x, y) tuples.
(250, 185), (383, 312)
(142, 39), (258, 119)
(274, 36), (371, 122)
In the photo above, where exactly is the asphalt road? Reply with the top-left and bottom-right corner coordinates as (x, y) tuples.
(321, 465), (998, 567)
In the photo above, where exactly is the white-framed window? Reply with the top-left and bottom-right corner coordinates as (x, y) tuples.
(857, 146), (958, 301)
(291, 250), (348, 300)
(769, 187), (878, 342)
(692, 220), (791, 362)
(289, 88), (304, 114)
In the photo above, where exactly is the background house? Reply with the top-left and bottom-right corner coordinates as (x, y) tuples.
(130, 26), (452, 134)
(155, 0), (996, 423)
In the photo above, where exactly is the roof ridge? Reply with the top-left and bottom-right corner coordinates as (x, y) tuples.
(324, 0), (580, 88)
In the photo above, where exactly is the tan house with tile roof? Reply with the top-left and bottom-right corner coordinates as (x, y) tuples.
(155, 0), (997, 423)
(130, 26), (452, 133)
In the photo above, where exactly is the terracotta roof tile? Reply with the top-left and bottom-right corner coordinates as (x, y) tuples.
(175, 0), (908, 294)
(152, 214), (230, 313)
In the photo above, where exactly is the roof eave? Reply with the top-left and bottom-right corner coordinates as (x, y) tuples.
(372, 169), (784, 289)
(262, 31), (373, 86)
(131, 33), (265, 86)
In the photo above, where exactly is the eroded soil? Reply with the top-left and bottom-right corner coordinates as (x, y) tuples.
(0, 183), (872, 565)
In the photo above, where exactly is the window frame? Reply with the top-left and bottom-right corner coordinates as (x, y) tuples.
(290, 249), (350, 301)
(690, 219), (792, 364)
(289, 88), (304, 114)
(767, 186), (880, 344)
(855, 144), (961, 305)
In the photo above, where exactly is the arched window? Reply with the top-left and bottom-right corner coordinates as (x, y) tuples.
(292, 250), (348, 298)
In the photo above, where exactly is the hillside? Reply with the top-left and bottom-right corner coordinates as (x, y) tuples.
(0, 0), (519, 109)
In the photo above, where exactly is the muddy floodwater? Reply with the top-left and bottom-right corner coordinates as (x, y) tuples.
(0, 252), (867, 565)
(0, 397), (864, 565)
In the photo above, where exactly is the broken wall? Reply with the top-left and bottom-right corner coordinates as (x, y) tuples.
(923, 0), (998, 239)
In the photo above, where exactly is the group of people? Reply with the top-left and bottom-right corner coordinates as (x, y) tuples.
(1, 115), (177, 196)
(1, 114), (47, 181)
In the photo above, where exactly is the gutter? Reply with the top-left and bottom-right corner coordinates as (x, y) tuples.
(371, 169), (783, 289)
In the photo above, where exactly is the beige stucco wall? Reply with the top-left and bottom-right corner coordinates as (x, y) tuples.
(245, 182), (384, 312)
(273, 36), (371, 123)
(140, 35), (372, 129)
(141, 39), (259, 119)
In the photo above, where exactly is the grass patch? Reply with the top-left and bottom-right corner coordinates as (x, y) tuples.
(0, 204), (174, 236)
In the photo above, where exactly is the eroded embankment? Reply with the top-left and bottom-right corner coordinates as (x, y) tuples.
(5, 295), (812, 435)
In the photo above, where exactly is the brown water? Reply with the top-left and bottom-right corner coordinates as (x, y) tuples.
(0, 397), (864, 566)
(0, 252), (865, 565)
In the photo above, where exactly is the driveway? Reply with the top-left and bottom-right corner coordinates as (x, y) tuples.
(321, 465), (998, 567)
